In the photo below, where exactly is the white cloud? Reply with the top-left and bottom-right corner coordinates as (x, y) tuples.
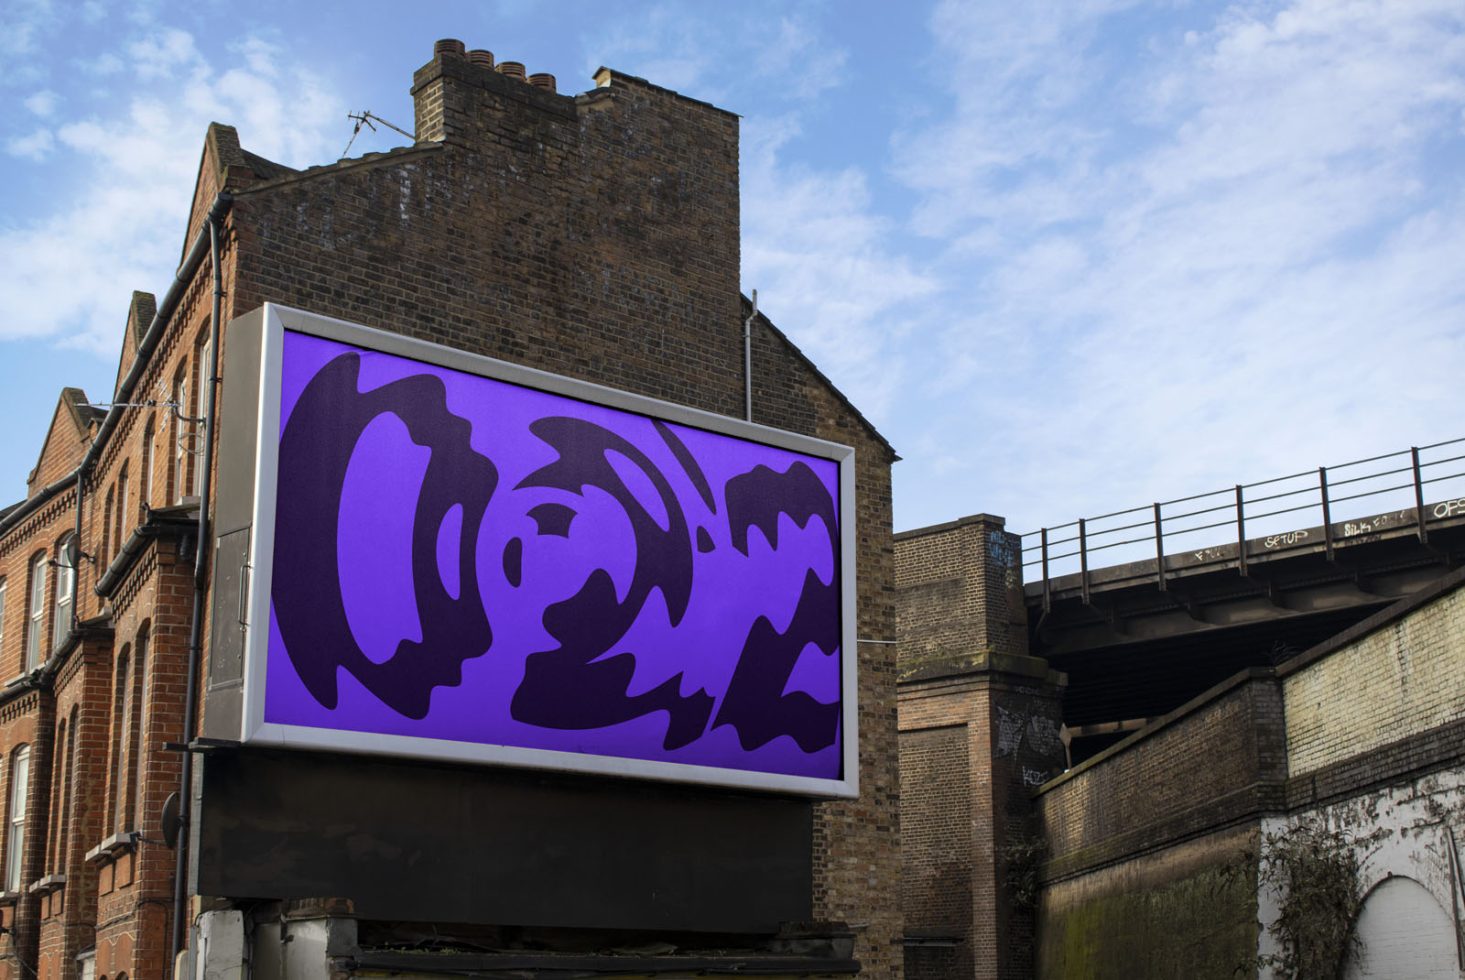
(0, 0), (55, 56)
(586, 3), (851, 107)
(755, 17), (848, 101)
(127, 26), (199, 79)
(0, 28), (346, 352)
(742, 116), (938, 420)
(24, 90), (59, 117)
(6, 128), (54, 160)
(887, 0), (1465, 532)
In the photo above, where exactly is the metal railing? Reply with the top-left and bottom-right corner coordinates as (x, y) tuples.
(1020, 437), (1465, 608)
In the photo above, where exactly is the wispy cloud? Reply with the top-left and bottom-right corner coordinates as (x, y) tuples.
(887, 0), (1465, 530)
(585, 2), (852, 108)
(6, 129), (54, 160)
(24, 90), (59, 117)
(0, 27), (346, 352)
(742, 116), (938, 419)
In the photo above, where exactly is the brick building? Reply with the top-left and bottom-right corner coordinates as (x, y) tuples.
(895, 506), (1465, 979)
(0, 40), (902, 979)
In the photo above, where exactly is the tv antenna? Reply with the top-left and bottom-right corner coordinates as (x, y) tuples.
(342, 110), (416, 158)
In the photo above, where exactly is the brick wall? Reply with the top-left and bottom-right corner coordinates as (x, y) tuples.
(1282, 578), (1465, 777)
(1036, 824), (1260, 980)
(1036, 670), (1285, 879)
(895, 516), (1026, 675)
(895, 515), (1063, 980)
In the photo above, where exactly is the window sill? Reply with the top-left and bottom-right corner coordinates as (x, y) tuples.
(28, 874), (65, 896)
(0, 891), (19, 907)
(83, 833), (136, 866)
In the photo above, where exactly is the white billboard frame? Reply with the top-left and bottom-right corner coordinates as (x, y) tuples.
(237, 304), (859, 798)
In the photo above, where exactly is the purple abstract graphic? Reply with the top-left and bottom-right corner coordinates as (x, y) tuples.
(264, 330), (845, 781)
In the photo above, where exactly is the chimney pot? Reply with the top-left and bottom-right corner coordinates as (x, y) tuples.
(496, 60), (526, 81)
(529, 73), (557, 93)
(434, 38), (466, 58)
(467, 49), (495, 69)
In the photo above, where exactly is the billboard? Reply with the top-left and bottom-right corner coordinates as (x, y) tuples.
(235, 305), (857, 797)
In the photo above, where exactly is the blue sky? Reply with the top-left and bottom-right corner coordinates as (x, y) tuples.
(2, 0), (1463, 545)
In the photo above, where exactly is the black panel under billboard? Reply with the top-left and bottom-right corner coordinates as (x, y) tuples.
(193, 748), (813, 933)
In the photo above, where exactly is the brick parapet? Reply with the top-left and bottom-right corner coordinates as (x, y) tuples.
(1282, 575), (1464, 777)
(1035, 670), (1286, 882)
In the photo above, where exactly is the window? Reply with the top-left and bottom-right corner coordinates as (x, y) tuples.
(114, 465), (129, 554)
(110, 650), (130, 834)
(25, 553), (46, 671)
(0, 578), (7, 664)
(53, 534), (75, 646)
(100, 485), (115, 570)
(172, 364), (189, 503)
(48, 718), (67, 872)
(186, 334), (210, 498)
(5, 746), (29, 893)
(123, 631), (146, 833)
(140, 419), (154, 516)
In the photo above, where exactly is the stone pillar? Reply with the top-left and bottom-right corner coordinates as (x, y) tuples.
(896, 514), (1066, 980)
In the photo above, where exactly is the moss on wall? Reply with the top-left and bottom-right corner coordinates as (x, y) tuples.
(1037, 829), (1258, 980)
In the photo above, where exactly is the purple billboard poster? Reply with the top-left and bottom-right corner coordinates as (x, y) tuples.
(241, 308), (857, 796)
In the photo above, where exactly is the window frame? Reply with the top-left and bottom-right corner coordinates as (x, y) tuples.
(172, 363), (189, 504)
(5, 745), (30, 893)
(52, 533), (75, 649)
(24, 552), (46, 672)
(109, 649), (131, 834)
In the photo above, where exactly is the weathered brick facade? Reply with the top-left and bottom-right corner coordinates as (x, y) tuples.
(894, 502), (1464, 979)
(895, 515), (1065, 980)
(1027, 567), (1465, 978)
(0, 40), (901, 979)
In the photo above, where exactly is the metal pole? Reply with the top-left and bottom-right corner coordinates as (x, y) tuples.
(1079, 518), (1090, 605)
(1319, 467), (1335, 561)
(1040, 528), (1051, 613)
(1235, 485), (1248, 577)
(1412, 447), (1429, 544)
(1153, 502), (1166, 592)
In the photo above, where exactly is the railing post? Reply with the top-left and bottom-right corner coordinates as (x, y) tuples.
(1079, 518), (1090, 606)
(1153, 502), (1166, 592)
(1319, 466), (1335, 561)
(1040, 527), (1051, 613)
(1412, 447), (1429, 544)
(1235, 484), (1248, 576)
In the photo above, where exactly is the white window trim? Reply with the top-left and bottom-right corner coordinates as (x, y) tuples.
(25, 555), (45, 672)
(6, 746), (30, 893)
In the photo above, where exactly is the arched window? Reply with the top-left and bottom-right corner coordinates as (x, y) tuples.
(5, 745), (30, 893)
(52, 533), (75, 647)
(140, 419), (155, 516)
(25, 553), (46, 671)
(48, 717), (66, 871)
(123, 630), (147, 833)
(110, 650), (131, 834)
(172, 363), (189, 504)
(114, 464), (129, 553)
(100, 484), (114, 571)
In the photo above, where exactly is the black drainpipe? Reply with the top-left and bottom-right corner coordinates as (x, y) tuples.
(71, 470), (84, 634)
(169, 205), (228, 974)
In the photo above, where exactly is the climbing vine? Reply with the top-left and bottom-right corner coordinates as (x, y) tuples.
(1001, 835), (1049, 911)
(1256, 821), (1373, 979)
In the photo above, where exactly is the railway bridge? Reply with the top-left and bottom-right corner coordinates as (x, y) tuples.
(1017, 438), (1465, 761)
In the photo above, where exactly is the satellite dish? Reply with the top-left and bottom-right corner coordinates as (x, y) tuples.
(161, 792), (181, 849)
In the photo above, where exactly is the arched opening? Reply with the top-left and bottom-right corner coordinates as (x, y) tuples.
(1345, 874), (1457, 979)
